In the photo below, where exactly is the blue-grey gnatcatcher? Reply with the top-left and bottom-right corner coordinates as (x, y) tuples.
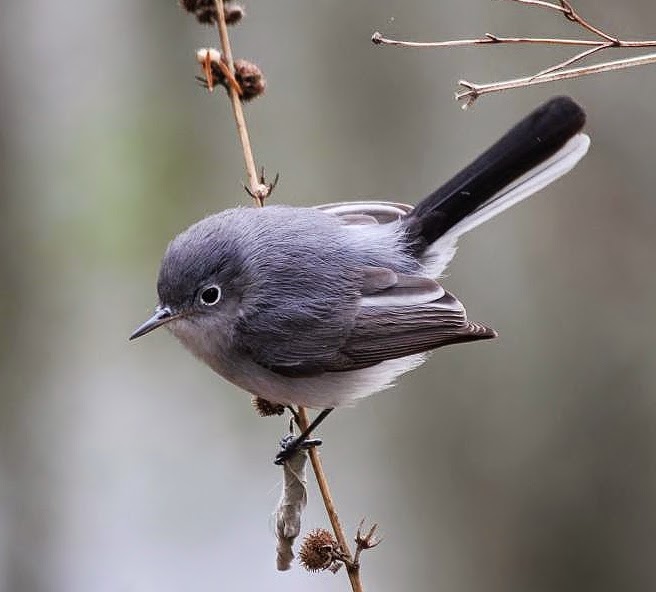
(131, 97), (589, 460)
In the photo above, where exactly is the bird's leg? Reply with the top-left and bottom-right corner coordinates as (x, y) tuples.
(274, 408), (334, 465)
(285, 405), (300, 424)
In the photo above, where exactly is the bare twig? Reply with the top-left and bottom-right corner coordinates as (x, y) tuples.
(212, 0), (270, 205)
(457, 52), (656, 107)
(207, 3), (369, 587)
(372, 0), (656, 107)
(372, 31), (610, 49)
(351, 519), (382, 569)
(372, 31), (656, 50)
(560, 2), (616, 43)
(510, 0), (619, 43)
(244, 168), (279, 202)
(528, 43), (612, 80)
(508, 0), (570, 13)
(296, 407), (364, 592)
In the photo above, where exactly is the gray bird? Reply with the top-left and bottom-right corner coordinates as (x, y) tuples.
(131, 97), (589, 460)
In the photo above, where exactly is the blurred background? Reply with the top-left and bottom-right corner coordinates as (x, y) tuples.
(1, 0), (656, 590)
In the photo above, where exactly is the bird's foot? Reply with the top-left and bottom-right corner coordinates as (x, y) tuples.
(274, 433), (322, 465)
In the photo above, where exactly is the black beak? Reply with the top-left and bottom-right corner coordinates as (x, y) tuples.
(129, 306), (177, 340)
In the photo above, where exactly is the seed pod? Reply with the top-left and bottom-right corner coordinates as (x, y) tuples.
(299, 529), (341, 573)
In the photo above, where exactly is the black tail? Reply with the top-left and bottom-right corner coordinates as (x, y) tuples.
(404, 96), (586, 253)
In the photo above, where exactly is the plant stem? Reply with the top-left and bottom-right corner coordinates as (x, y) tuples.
(210, 5), (364, 587)
(213, 0), (261, 203)
(372, 32), (656, 50)
(297, 407), (363, 592)
(457, 51), (656, 106)
(373, 0), (656, 106)
(373, 32), (607, 48)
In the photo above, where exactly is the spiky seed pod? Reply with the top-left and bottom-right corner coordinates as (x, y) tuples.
(299, 529), (340, 573)
(234, 59), (266, 101)
(251, 396), (285, 417)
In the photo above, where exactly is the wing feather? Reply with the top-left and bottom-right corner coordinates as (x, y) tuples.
(240, 265), (496, 377)
(360, 267), (444, 308)
(316, 201), (413, 224)
(341, 292), (496, 368)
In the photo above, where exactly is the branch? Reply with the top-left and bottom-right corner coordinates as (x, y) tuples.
(372, 0), (656, 107)
(513, 0), (618, 43)
(457, 52), (656, 107)
(212, 0), (272, 205)
(528, 43), (611, 80)
(196, 5), (374, 588)
(372, 31), (609, 49)
(296, 407), (365, 592)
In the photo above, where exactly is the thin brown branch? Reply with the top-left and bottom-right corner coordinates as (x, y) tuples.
(372, 0), (656, 106)
(559, 0), (617, 42)
(505, 0), (569, 13)
(296, 407), (364, 592)
(372, 31), (606, 49)
(352, 519), (381, 569)
(210, 5), (363, 588)
(507, 0), (621, 45)
(193, 3), (363, 588)
(457, 51), (656, 108)
(372, 32), (656, 51)
(529, 42), (612, 80)
(212, 0), (267, 206)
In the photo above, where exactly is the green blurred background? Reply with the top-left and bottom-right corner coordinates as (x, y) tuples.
(1, 1), (656, 590)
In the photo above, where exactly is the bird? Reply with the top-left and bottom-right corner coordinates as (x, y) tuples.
(130, 96), (589, 461)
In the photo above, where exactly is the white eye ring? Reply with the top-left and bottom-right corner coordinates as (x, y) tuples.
(200, 285), (221, 306)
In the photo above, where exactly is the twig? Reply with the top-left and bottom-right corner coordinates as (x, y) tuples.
(352, 519), (381, 569)
(508, 0), (569, 13)
(561, 2), (616, 43)
(212, 0), (268, 205)
(209, 4), (368, 588)
(457, 52), (656, 107)
(372, 0), (656, 106)
(372, 31), (656, 50)
(296, 407), (364, 592)
(510, 0), (618, 43)
(529, 43), (611, 80)
(372, 31), (611, 49)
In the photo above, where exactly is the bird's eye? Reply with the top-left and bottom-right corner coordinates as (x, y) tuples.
(200, 285), (221, 306)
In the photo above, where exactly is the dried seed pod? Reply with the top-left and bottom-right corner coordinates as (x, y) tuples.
(196, 51), (266, 102)
(224, 2), (245, 25)
(234, 59), (266, 101)
(179, 0), (244, 26)
(299, 529), (340, 573)
(252, 396), (285, 417)
(180, 0), (217, 24)
(195, 5), (218, 24)
(195, 48), (223, 91)
(196, 47), (223, 65)
(179, 0), (200, 12)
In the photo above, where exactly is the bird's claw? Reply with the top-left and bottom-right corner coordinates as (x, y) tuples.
(274, 433), (322, 465)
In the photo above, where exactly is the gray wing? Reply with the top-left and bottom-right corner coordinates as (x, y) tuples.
(239, 265), (496, 377)
(315, 201), (460, 278)
(340, 292), (496, 369)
